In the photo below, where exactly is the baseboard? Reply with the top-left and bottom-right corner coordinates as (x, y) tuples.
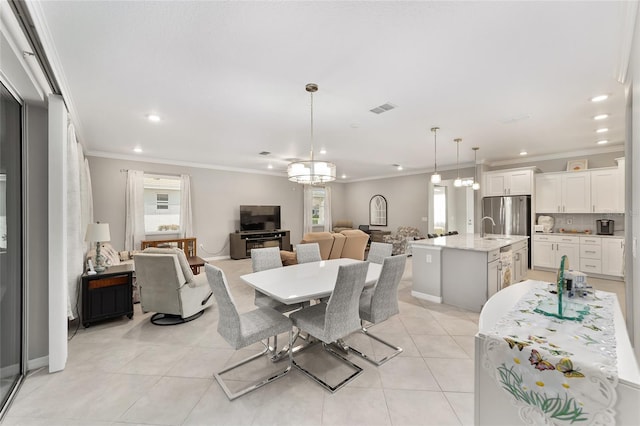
(411, 291), (442, 304)
(202, 255), (230, 262)
(27, 355), (49, 371)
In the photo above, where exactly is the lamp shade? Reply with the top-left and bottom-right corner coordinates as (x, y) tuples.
(85, 223), (111, 242)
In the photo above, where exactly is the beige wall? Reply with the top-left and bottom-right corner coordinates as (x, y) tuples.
(88, 156), (348, 254)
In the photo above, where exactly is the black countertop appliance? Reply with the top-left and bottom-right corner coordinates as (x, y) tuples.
(596, 219), (614, 235)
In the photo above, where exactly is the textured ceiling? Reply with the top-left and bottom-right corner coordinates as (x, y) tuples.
(31, 1), (627, 181)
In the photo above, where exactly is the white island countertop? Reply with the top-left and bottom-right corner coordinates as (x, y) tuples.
(410, 233), (528, 252)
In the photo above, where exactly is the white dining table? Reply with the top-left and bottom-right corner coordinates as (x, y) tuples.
(240, 258), (382, 304)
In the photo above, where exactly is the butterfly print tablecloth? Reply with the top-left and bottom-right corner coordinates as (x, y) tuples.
(482, 288), (618, 425)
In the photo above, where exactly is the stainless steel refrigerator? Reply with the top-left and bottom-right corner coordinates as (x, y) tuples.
(482, 195), (531, 267)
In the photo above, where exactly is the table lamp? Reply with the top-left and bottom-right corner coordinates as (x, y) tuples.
(85, 222), (111, 272)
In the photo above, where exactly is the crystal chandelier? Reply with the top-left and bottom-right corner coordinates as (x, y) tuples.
(287, 83), (337, 184)
(430, 127), (441, 184)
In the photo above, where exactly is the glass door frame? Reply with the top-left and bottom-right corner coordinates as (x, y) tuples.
(0, 77), (28, 420)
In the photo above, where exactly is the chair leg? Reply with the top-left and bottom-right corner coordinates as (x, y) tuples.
(214, 330), (293, 400)
(348, 325), (403, 366)
(292, 342), (363, 393)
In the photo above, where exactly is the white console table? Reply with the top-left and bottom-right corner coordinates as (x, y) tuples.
(475, 280), (640, 425)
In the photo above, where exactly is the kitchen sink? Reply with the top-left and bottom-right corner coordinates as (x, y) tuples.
(483, 237), (507, 241)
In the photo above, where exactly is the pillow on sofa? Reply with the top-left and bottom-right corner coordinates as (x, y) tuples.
(86, 242), (121, 266)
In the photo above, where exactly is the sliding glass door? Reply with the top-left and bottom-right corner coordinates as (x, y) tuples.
(0, 82), (24, 414)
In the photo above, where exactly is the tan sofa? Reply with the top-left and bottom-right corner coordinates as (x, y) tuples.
(280, 230), (369, 266)
(332, 220), (354, 233)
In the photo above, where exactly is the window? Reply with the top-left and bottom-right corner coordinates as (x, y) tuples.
(144, 175), (181, 233)
(312, 187), (326, 226)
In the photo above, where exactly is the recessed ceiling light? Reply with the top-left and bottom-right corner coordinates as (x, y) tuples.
(341, 174), (347, 179)
(133, 147), (143, 153)
(596, 128), (609, 133)
(267, 164), (273, 169)
(146, 114), (161, 122)
(397, 165), (403, 171)
(590, 94), (609, 102)
(596, 140), (609, 145)
(320, 148), (327, 155)
(520, 151), (527, 156)
(593, 114), (609, 120)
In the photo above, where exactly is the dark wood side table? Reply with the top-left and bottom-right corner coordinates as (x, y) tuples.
(82, 264), (134, 327)
(187, 256), (206, 275)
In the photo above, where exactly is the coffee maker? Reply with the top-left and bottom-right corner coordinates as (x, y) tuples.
(596, 219), (614, 235)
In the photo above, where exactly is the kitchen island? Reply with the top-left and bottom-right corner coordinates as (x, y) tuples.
(410, 233), (529, 312)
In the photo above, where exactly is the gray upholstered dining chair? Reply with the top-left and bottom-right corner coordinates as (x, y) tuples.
(366, 242), (393, 264)
(295, 242), (322, 264)
(251, 247), (306, 356)
(349, 254), (407, 366)
(251, 247), (291, 311)
(289, 261), (368, 393)
(205, 264), (293, 400)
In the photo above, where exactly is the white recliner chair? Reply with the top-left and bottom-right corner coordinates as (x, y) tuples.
(134, 248), (214, 325)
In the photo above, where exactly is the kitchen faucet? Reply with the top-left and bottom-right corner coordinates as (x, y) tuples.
(481, 216), (496, 238)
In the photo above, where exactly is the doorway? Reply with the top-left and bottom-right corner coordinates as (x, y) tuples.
(0, 82), (25, 416)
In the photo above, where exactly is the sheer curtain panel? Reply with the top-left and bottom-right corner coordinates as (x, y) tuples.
(303, 186), (313, 234)
(179, 174), (193, 237)
(323, 186), (332, 232)
(125, 170), (145, 250)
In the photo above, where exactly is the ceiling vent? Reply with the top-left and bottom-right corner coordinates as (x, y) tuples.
(259, 151), (271, 156)
(369, 103), (397, 114)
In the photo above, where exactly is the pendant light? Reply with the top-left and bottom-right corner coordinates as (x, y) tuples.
(472, 146), (480, 191)
(453, 138), (462, 187)
(287, 83), (337, 184)
(430, 127), (441, 184)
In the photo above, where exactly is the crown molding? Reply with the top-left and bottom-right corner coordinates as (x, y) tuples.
(86, 150), (287, 178)
(488, 144), (624, 167)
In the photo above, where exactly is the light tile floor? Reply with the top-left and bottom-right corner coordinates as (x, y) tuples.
(3, 259), (625, 426)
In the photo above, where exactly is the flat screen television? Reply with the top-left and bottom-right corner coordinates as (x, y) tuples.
(240, 205), (281, 231)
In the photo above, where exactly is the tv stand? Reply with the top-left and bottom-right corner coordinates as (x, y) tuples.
(229, 230), (291, 260)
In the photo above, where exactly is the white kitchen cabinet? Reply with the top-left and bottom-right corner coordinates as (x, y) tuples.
(512, 240), (528, 283)
(591, 168), (623, 213)
(533, 234), (579, 269)
(579, 236), (602, 274)
(562, 172), (591, 213)
(602, 238), (625, 277)
(483, 169), (533, 197)
(487, 257), (500, 299)
(535, 174), (561, 212)
(535, 172), (590, 213)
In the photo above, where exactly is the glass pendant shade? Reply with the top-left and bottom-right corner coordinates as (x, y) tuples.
(287, 83), (337, 184)
(453, 138), (462, 187)
(472, 146), (480, 191)
(430, 127), (440, 184)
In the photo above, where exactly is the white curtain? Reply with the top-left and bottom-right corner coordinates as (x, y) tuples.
(179, 174), (193, 237)
(66, 124), (93, 320)
(125, 170), (145, 250)
(323, 186), (332, 232)
(303, 185), (313, 234)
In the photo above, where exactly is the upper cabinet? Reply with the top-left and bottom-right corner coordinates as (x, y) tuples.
(591, 167), (624, 213)
(535, 172), (590, 213)
(483, 169), (534, 197)
(535, 158), (624, 214)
